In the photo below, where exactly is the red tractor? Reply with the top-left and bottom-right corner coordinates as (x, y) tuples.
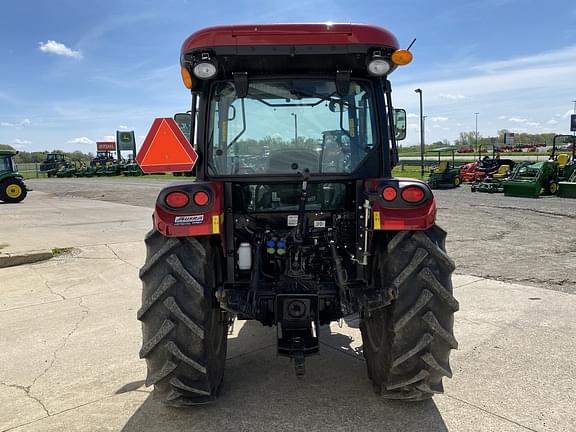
(136, 23), (457, 405)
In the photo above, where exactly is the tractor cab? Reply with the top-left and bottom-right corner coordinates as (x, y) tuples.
(135, 24), (457, 405)
(426, 147), (461, 188)
(0, 149), (27, 203)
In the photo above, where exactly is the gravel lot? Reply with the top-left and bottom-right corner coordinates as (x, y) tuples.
(27, 178), (576, 294)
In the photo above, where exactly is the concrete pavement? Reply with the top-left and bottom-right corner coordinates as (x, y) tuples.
(1, 191), (575, 431)
(0, 191), (151, 267)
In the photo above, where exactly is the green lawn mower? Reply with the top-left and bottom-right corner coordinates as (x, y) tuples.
(0, 149), (27, 203)
(426, 148), (461, 189)
(470, 162), (513, 193)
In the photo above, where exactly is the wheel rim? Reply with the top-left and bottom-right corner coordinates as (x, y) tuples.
(6, 184), (22, 199)
(550, 183), (558, 194)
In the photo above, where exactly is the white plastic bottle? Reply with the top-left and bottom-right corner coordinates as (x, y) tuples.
(237, 242), (252, 270)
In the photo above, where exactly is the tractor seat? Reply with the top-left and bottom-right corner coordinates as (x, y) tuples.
(492, 164), (510, 178)
(267, 148), (319, 174)
(434, 161), (448, 174)
(557, 153), (570, 168)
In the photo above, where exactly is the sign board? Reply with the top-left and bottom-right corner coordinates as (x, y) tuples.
(571, 114), (576, 132)
(136, 118), (198, 173)
(96, 141), (116, 151)
(117, 131), (136, 152)
(504, 132), (515, 146)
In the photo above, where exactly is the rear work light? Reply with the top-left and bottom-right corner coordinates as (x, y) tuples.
(165, 191), (190, 208)
(401, 186), (425, 203)
(193, 53), (217, 79)
(382, 186), (397, 201)
(193, 191), (210, 206)
(367, 58), (391, 76)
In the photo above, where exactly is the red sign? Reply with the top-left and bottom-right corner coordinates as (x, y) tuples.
(136, 118), (198, 173)
(97, 141), (116, 151)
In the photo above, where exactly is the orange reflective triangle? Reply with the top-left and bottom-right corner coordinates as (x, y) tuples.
(136, 118), (198, 173)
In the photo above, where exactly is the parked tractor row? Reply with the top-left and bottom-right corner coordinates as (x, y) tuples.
(38, 152), (144, 178)
(466, 135), (576, 198)
(420, 135), (576, 199)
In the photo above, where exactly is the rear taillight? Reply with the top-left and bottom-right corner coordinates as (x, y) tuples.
(165, 191), (189, 208)
(193, 191), (210, 206)
(401, 186), (425, 203)
(382, 186), (397, 201)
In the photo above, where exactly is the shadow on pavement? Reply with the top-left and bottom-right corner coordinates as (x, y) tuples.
(120, 320), (448, 432)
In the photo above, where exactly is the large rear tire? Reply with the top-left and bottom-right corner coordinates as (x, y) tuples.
(138, 230), (228, 406)
(360, 226), (458, 401)
(0, 178), (27, 203)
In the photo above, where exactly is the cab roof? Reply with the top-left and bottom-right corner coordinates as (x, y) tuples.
(0, 149), (17, 156)
(181, 23), (399, 55)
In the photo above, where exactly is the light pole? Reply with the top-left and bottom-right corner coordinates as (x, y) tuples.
(291, 112), (298, 145)
(415, 89), (424, 177)
(474, 112), (479, 158)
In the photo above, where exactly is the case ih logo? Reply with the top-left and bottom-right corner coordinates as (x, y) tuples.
(97, 141), (116, 151)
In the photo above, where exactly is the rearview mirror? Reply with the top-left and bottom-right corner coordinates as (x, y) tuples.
(174, 113), (192, 138)
(393, 109), (407, 141)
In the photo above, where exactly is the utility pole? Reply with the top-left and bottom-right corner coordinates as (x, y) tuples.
(415, 89), (424, 177)
(572, 100), (576, 152)
(475, 112), (479, 157)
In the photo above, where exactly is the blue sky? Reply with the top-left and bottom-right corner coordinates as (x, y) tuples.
(1, 0), (575, 152)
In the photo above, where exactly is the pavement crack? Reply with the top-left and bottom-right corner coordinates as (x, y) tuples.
(445, 394), (541, 432)
(29, 266), (67, 302)
(0, 381), (50, 418)
(27, 298), (90, 407)
(105, 244), (139, 269)
(45, 281), (66, 301)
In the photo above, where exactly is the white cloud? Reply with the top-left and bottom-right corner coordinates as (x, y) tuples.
(498, 115), (507, 120)
(508, 117), (527, 123)
(431, 116), (449, 122)
(476, 46), (576, 73)
(526, 122), (540, 126)
(406, 113), (418, 118)
(12, 139), (32, 145)
(103, 135), (116, 141)
(67, 137), (94, 145)
(561, 110), (573, 118)
(439, 93), (465, 100)
(0, 118), (31, 127)
(547, 119), (559, 125)
(39, 40), (83, 59)
(118, 125), (129, 130)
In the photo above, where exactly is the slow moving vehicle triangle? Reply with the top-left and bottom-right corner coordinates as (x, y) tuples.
(136, 118), (198, 173)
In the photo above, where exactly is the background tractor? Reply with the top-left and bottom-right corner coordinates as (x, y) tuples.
(502, 160), (559, 198)
(426, 148), (461, 188)
(39, 153), (68, 177)
(135, 23), (457, 405)
(550, 134), (576, 181)
(0, 149), (27, 203)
